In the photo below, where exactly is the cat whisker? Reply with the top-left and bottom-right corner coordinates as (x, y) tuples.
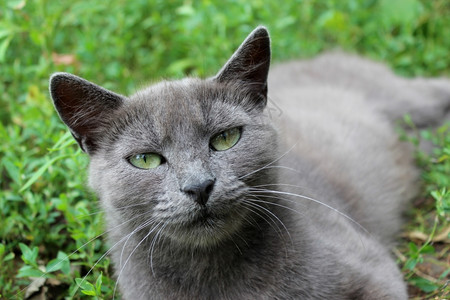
(252, 165), (302, 175)
(119, 216), (158, 268)
(149, 222), (169, 277)
(240, 199), (284, 238)
(75, 215), (156, 296)
(226, 207), (257, 252)
(249, 190), (369, 251)
(241, 197), (293, 245)
(240, 199), (291, 258)
(113, 221), (166, 299)
(251, 182), (310, 192)
(225, 227), (244, 255)
(236, 203), (261, 230)
(246, 191), (368, 253)
(75, 210), (105, 218)
(246, 194), (307, 218)
(248, 187), (369, 235)
(238, 143), (297, 180)
(76, 202), (151, 219)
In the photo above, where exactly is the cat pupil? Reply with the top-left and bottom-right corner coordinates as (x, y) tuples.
(221, 132), (228, 141)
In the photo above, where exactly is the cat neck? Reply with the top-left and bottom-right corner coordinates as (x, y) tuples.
(146, 216), (296, 295)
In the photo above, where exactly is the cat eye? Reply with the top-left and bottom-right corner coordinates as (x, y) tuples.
(128, 153), (164, 169)
(210, 127), (241, 151)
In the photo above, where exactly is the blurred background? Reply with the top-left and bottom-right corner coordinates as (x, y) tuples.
(1, 0), (449, 298)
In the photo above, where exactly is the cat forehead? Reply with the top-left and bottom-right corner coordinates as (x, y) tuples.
(113, 79), (252, 144)
(129, 79), (210, 120)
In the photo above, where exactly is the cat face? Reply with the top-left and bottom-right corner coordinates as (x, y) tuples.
(50, 27), (277, 248)
(89, 79), (278, 247)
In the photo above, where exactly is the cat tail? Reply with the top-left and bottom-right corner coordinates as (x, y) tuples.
(371, 75), (450, 129)
(373, 75), (450, 154)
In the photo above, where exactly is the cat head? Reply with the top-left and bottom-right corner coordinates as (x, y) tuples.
(50, 26), (278, 248)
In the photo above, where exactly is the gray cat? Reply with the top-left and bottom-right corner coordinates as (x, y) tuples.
(49, 27), (450, 299)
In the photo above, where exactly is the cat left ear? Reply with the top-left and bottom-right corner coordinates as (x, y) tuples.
(49, 73), (125, 154)
(214, 26), (271, 104)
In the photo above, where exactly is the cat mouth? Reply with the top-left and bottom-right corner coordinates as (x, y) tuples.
(162, 199), (245, 247)
(189, 207), (217, 227)
(166, 208), (233, 242)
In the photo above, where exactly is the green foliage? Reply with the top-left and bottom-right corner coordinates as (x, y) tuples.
(399, 123), (450, 297)
(74, 273), (111, 299)
(1, 0), (449, 298)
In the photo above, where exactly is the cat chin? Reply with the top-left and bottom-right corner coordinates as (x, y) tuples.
(163, 214), (246, 249)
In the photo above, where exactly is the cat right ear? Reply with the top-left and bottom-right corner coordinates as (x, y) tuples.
(49, 73), (125, 154)
(214, 26), (271, 106)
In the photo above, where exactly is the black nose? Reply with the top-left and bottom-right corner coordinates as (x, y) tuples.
(182, 179), (215, 206)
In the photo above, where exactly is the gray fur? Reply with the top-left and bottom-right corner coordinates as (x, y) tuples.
(49, 27), (450, 299)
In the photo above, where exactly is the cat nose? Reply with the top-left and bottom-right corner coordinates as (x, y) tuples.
(182, 179), (216, 206)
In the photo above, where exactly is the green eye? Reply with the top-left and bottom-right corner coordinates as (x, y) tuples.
(129, 153), (163, 169)
(210, 127), (241, 151)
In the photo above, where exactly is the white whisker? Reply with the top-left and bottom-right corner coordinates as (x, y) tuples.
(113, 221), (165, 299)
(251, 183), (309, 191)
(249, 188), (369, 235)
(241, 199), (284, 236)
(149, 222), (168, 276)
(241, 199), (291, 258)
(239, 143), (297, 180)
(120, 216), (158, 268)
(246, 193), (307, 217)
(76, 202), (150, 219)
(74, 216), (155, 296)
(241, 198), (293, 244)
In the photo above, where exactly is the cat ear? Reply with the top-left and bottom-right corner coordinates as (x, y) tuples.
(214, 26), (271, 104)
(49, 73), (125, 153)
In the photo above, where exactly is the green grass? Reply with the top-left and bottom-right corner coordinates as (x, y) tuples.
(1, 0), (449, 298)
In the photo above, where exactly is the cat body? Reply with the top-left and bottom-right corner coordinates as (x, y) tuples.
(50, 27), (450, 299)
